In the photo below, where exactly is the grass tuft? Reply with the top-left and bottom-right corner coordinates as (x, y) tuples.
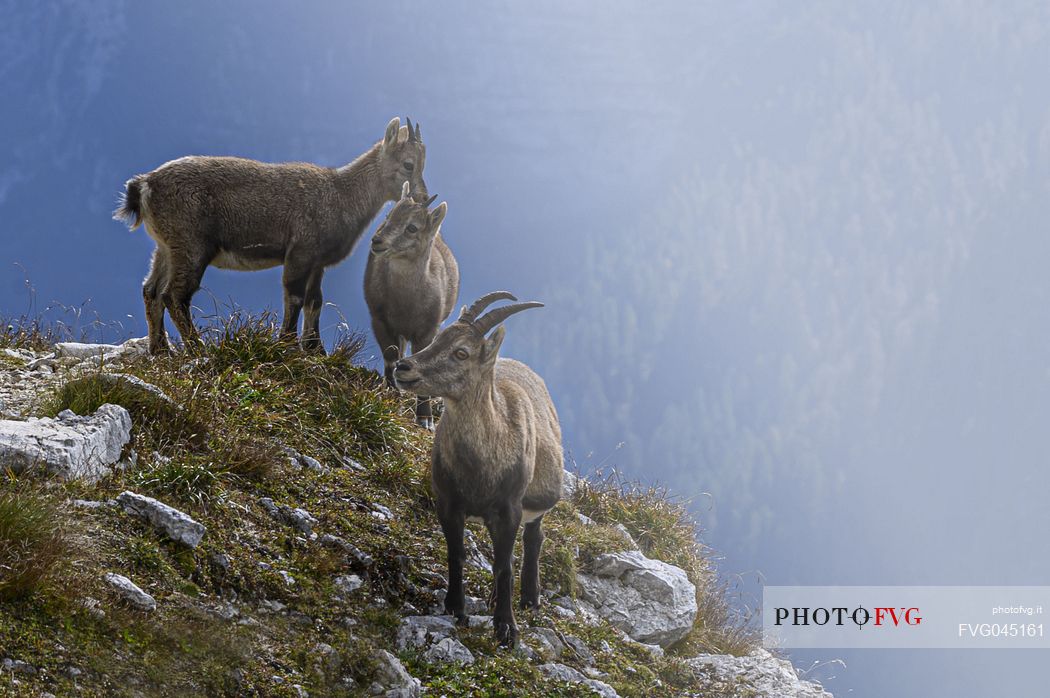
(0, 480), (70, 600)
(572, 469), (759, 655)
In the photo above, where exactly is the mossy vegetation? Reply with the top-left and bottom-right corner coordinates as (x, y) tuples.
(0, 314), (757, 697)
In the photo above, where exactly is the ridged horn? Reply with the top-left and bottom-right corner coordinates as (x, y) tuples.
(459, 291), (518, 323)
(406, 116), (417, 143)
(473, 301), (544, 336)
(414, 121), (422, 142)
(424, 193), (438, 207)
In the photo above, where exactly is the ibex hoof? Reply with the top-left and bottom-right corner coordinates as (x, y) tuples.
(494, 619), (518, 648)
(416, 416), (435, 431)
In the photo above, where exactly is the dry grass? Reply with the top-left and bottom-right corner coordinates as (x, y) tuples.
(0, 479), (70, 600)
(572, 468), (759, 656)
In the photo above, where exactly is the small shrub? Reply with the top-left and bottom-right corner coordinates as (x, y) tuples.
(0, 483), (69, 600)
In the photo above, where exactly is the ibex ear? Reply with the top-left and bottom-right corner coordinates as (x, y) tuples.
(383, 117), (401, 149)
(401, 181), (411, 200)
(482, 325), (506, 363)
(429, 202), (447, 230)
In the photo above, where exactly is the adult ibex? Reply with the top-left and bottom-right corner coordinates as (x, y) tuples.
(393, 292), (563, 647)
(114, 117), (428, 354)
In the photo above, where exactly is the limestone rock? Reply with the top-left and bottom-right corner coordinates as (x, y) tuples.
(54, 342), (127, 360)
(422, 637), (474, 665)
(117, 491), (206, 547)
(317, 533), (373, 568)
(396, 615), (456, 651)
(98, 373), (175, 405)
(539, 663), (619, 697)
(687, 649), (832, 698)
(524, 626), (566, 660)
(371, 649), (420, 697)
(576, 550), (697, 648)
(0, 404), (131, 481)
(53, 337), (149, 364)
(562, 470), (579, 500)
(334, 574), (364, 596)
(104, 573), (157, 612)
(260, 497), (318, 535)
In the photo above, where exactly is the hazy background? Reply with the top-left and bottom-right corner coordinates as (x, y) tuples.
(2, 2), (1048, 695)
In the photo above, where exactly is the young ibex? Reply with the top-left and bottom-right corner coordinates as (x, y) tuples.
(393, 292), (563, 647)
(364, 182), (459, 429)
(113, 117), (428, 355)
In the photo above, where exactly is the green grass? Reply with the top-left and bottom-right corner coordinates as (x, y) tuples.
(0, 312), (760, 696)
(0, 480), (70, 600)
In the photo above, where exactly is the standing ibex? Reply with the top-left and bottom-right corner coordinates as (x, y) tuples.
(365, 182), (459, 429)
(393, 292), (563, 647)
(113, 117), (428, 354)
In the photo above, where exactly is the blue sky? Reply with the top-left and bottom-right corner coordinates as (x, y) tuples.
(3, 2), (1050, 695)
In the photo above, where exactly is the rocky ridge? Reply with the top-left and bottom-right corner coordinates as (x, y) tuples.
(0, 335), (831, 697)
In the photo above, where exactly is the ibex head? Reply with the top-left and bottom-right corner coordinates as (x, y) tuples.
(393, 292), (543, 400)
(370, 182), (445, 259)
(379, 116), (428, 200)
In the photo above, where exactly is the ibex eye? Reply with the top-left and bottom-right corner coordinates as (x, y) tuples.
(406, 224), (419, 234)
(454, 348), (469, 360)
(402, 161), (414, 172)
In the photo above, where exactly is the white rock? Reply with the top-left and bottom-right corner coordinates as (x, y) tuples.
(0, 404), (131, 481)
(612, 523), (638, 549)
(524, 627), (566, 660)
(104, 572), (157, 611)
(54, 342), (127, 360)
(687, 649), (833, 698)
(562, 470), (579, 500)
(576, 550), (697, 648)
(117, 491), (206, 547)
(370, 503), (394, 521)
(284, 507), (318, 534)
(1, 658), (36, 675)
(372, 650), (420, 697)
(98, 373), (175, 405)
(422, 637), (474, 665)
(260, 497), (318, 535)
(396, 615), (456, 650)
(539, 663), (619, 697)
(463, 529), (491, 572)
(334, 574), (364, 596)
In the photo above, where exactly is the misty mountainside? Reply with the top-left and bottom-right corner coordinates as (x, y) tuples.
(0, 320), (830, 697)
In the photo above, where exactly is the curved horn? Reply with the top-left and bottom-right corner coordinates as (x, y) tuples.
(414, 121), (422, 142)
(424, 193), (438, 207)
(406, 117), (417, 143)
(473, 301), (544, 335)
(459, 291), (518, 323)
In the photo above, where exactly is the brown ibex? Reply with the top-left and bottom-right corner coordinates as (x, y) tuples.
(113, 117), (428, 354)
(364, 182), (459, 429)
(392, 292), (563, 647)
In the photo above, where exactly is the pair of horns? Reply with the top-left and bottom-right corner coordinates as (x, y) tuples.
(459, 291), (544, 336)
(400, 181), (437, 207)
(405, 117), (422, 143)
